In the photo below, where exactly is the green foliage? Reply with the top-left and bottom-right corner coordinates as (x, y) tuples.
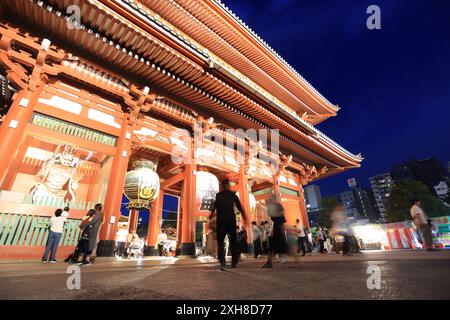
(317, 197), (338, 228)
(386, 181), (450, 223)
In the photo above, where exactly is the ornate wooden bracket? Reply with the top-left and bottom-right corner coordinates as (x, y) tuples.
(191, 113), (216, 134)
(273, 153), (292, 181)
(124, 84), (157, 124)
(298, 162), (328, 184)
(0, 35), (65, 91)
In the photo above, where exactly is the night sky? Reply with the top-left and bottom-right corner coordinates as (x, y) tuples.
(224, 0), (450, 196)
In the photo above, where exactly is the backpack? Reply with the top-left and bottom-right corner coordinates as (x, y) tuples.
(80, 225), (91, 240)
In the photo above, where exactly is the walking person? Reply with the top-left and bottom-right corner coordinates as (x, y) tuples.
(252, 221), (262, 258)
(295, 219), (307, 256)
(260, 222), (268, 255)
(262, 194), (288, 268)
(342, 231), (351, 256)
(237, 225), (248, 257)
(410, 198), (435, 251)
(115, 225), (128, 258)
(317, 227), (325, 253)
(322, 228), (329, 253)
(210, 178), (248, 271)
(82, 204), (104, 264)
(157, 229), (168, 256)
(42, 208), (69, 263)
(206, 212), (218, 258)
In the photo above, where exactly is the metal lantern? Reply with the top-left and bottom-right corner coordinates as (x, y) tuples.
(196, 171), (219, 211)
(124, 160), (160, 209)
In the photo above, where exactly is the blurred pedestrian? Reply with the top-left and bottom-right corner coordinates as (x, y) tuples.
(237, 225), (248, 256)
(206, 213), (218, 257)
(410, 198), (435, 251)
(306, 228), (313, 253)
(262, 194), (288, 268)
(260, 221), (268, 255)
(252, 221), (262, 258)
(317, 227), (325, 253)
(115, 225), (128, 258)
(295, 219), (307, 256)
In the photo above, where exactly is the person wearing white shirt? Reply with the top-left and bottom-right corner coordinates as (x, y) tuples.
(410, 198), (434, 251)
(115, 225), (128, 257)
(317, 227), (325, 253)
(295, 219), (307, 256)
(156, 230), (168, 256)
(42, 207), (69, 263)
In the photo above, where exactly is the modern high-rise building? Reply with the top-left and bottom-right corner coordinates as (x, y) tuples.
(340, 190), (358, 219)
(340, 179), (380, 222)
(304, 185), (322, 226)
(391, 158), (448, 198)
(370, 173), (394, 221)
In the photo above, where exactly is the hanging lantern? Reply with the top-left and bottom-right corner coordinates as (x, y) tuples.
(196, 171), (219, 211)
(124, 160), (160, 209)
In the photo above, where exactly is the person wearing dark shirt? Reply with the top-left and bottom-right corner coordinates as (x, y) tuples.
(262, 194), (288, 268)
(210, 178), (247, 271)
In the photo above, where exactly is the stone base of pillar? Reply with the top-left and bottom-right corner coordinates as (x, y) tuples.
(96, 240), (116, 257)
(180, 242), (196, 256)
(144, 246), (160, 256)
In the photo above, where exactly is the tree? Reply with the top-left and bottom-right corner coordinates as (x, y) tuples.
(317, 197), (338, 228)
(445, 178), (450, 206)
(385, 181), (450, 223)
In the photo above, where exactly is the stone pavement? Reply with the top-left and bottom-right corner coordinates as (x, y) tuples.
(1, 250), (449, 300)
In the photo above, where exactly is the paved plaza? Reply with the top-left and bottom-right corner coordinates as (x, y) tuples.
(1, 250), (449, 300)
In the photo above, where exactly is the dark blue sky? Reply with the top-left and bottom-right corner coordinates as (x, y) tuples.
(224, 0), (450, 196)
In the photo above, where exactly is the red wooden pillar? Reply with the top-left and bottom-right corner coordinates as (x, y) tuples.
(298, 185), (310, 229)
(180, 163), (196, 255)
(176, 196), (182, 249)
(238, 165), (253, 246)
(128, 208), (139, 233)
(0, 84), (45, 185)
(98, 116), (132, 242)
(0, 135), (32, 190)
(147, 190), (164, 252)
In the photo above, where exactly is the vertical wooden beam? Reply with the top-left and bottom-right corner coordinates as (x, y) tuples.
(0, 84), (45, 185)
(0, 135), (32, 190)
(238, 164), (253, 246)
(147, 190), (164, 250)
(298, 184), (310, 229)
(180, 162), (196, 255)
(176, 195), (182, 249)
(98, 116), (132, 241)
(128, 208), (139, 233)
(85, 168), (100, 204)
